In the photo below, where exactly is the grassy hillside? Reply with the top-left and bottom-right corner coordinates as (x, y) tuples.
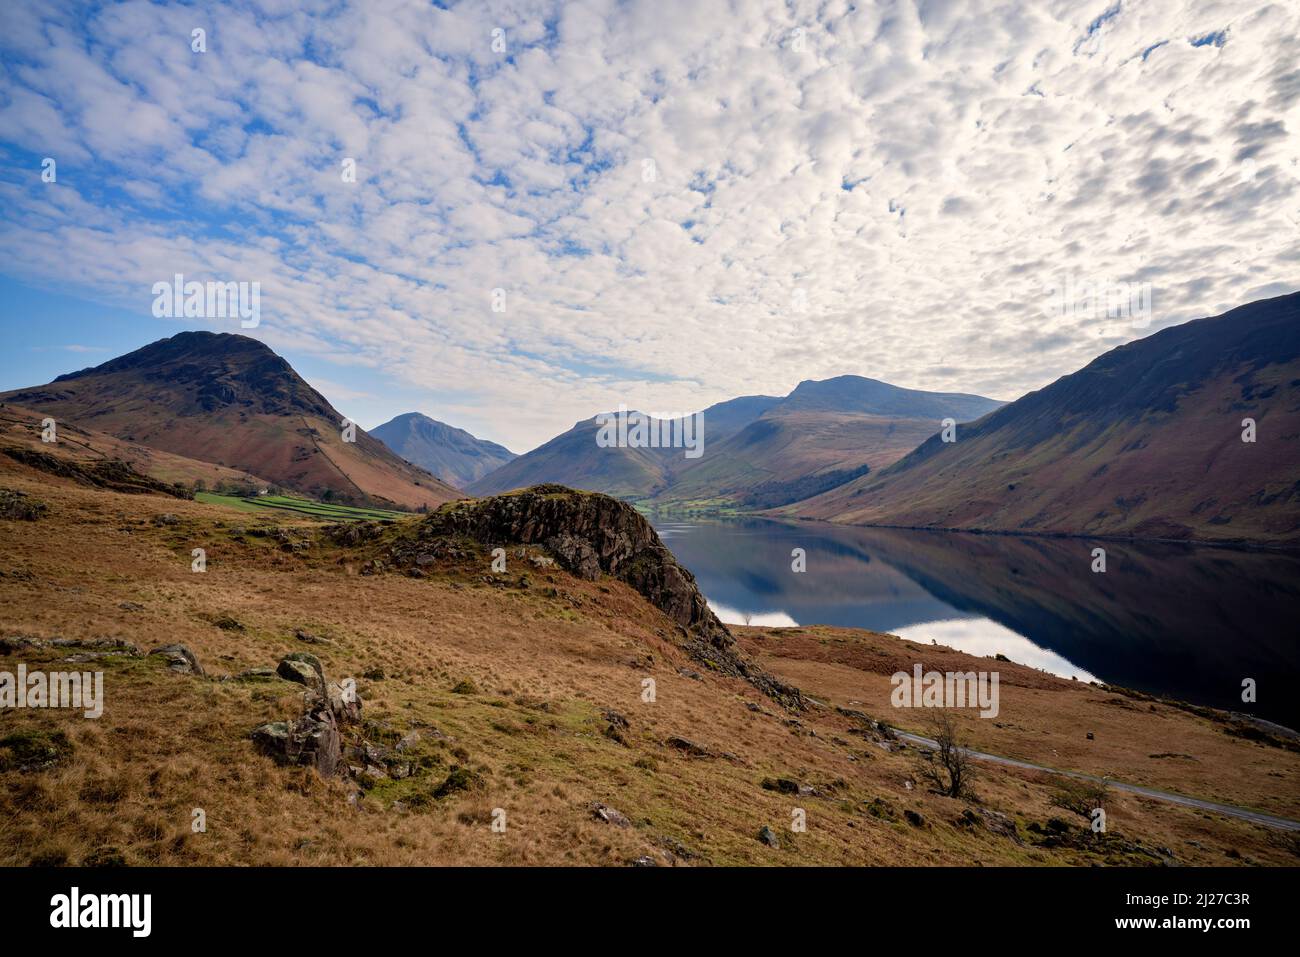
(2, 452), (1296, 866)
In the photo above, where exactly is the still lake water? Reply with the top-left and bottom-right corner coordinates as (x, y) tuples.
(651, 517), (1300, 729)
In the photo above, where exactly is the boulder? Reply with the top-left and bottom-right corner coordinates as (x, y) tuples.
(251, 710), (340, 776)
(148, 644), (204, 676)
(666, 736), (713, 758)
(293, 628), (330, 645)
(590, 802), (631, 827)
(277, 652), (325, 691)
(757, 825), (780, 848)
(324, 680), (362, 725)
(761, 777), (801, 795)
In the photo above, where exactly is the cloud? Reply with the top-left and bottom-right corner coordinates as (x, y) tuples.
(1, 0), (1298, 451)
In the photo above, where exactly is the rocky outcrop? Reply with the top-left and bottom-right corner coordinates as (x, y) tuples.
(0, 488), (48, 521)
(1, 448), (193, 498)
(408, 486), (803, 708)
(252, 654), (362, 776)
(251, 710), (341, 776)
(149, 644), (204, 676)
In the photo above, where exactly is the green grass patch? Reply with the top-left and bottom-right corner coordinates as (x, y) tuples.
(196, 492), (411, 523)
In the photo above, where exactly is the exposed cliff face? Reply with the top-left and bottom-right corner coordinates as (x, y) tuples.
(414, 485), (803, 708)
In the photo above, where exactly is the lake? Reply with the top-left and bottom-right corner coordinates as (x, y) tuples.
(650, 516), (1300, 729)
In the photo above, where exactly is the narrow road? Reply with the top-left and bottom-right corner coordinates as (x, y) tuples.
(893, 729), (1300, 832)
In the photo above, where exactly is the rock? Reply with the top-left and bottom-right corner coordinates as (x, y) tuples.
(118, 601), (144, 612)
(0, 489), (48, 521)
(395, 730), (423, 752)
(590, 802), (631, 827)
(294, 628), (330, 645)
(956, 807), (1021, 843)
(233, 667), (278, 681)
(52, 637), (141, 655)
(323, 680), (362, 725)
(251, 711), (341, 776)
(630, 856), (658, 867)
(149, 644), (204, 676)
(323, 522), (384, 547)
(277, 652), (325, 691)
(757, 825), (780, 847)
(904, 809), (925, 827)
(543, 534), (602, 580)
(761, 777), (801, 794)
(151, 513), (179, 526)
(0, 635), (47, 654)
(602, 709), (629, 729)
(666, 736), (713, 758)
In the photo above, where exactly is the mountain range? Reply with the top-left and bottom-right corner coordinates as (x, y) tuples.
(2, 291), (1296, 545)
(467, 377), (1004, 507)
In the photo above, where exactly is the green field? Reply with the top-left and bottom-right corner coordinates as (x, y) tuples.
(195, 492), (412, 523)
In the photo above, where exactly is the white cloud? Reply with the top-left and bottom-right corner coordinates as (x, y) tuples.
(0, 0), (1297, 451)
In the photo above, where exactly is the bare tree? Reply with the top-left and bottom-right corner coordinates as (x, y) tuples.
(917, 711), (975, 798)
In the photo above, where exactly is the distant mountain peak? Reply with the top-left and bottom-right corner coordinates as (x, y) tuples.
(372, 411), (516, 489)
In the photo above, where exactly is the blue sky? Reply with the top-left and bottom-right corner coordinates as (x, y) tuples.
(1, 0), (1298, 452)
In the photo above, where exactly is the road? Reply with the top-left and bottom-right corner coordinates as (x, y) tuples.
(893, 729), (1300, 832)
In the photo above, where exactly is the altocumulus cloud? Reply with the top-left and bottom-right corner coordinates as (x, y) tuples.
(0, 0), (1297, 450)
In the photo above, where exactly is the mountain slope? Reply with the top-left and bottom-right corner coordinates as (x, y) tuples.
(470, 381), (1002, 505)
(776, 375), (1001, 420)
(648, 381), (1003, 508)
(785, 293), (1300, 545)
(371, 412), (515, 489)
(0, 332), (460, 510)
(466, 415), (674, 498)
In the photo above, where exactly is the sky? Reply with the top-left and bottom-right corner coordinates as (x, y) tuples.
(1, 0), (1298, 453)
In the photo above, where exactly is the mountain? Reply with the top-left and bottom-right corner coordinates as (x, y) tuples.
(468, 377), (1003, 507)
(467, 396), (783, 498)
(648, 379), (1003, 509)
(466, 413), (675, 498)
(776, 375), (1001, 420)
(0, 331), (460, 510)
(371, 412), (515, 489)
(784, 293), (1300, 546)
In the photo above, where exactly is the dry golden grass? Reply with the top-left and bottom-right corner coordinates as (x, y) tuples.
(1, 457), (1296, 867)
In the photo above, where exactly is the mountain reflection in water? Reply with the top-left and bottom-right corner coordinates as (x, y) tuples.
(652, 517), (1300, 729)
